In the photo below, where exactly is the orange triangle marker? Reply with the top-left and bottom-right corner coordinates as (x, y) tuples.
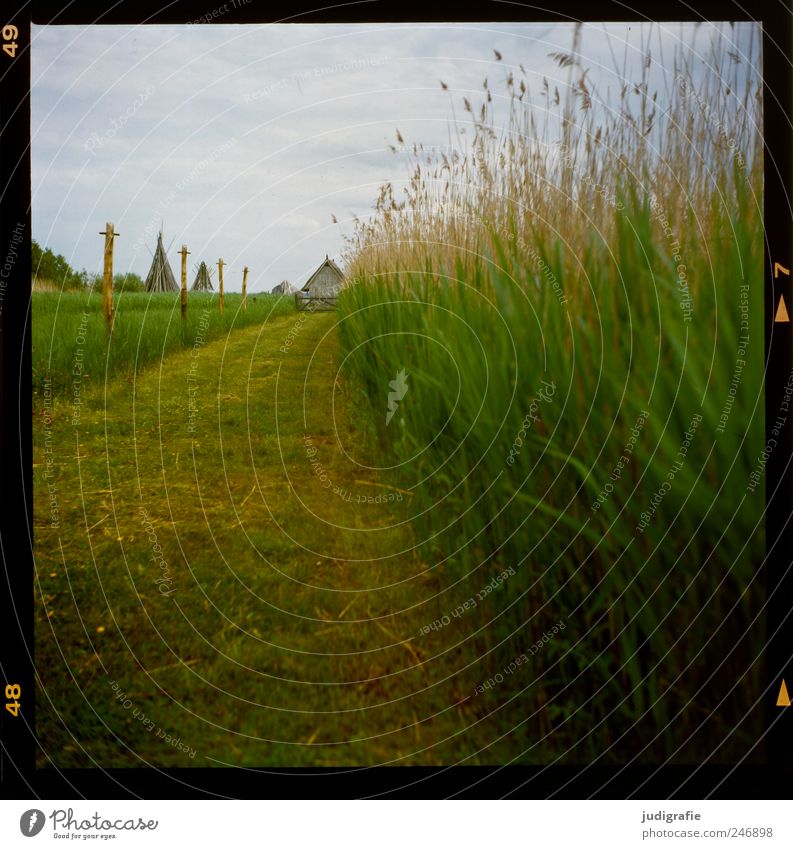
(775, 295), (790, 323)
(777, 679), (791, 707)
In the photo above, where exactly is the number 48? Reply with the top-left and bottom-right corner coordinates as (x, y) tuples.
(5, 683), (21, 716)
(3, 24), (18, 59)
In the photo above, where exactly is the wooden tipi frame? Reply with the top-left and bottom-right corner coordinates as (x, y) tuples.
(145, 231), (178, 293)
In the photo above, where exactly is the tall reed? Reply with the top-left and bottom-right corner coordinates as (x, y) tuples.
(337, 24), (764, 762)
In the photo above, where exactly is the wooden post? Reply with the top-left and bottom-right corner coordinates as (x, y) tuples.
(217, 258), (225, 313)
(99, 222), (119, 333)
(180, 245), (190, 322)
(242, 266), (249, 311)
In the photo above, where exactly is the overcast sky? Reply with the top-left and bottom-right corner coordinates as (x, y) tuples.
(31, 21), (758, 292)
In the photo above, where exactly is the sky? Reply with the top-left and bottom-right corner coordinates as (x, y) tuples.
(31, 21), (759, 293)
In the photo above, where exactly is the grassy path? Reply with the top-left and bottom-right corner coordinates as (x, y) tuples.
(34, 312), (495, 767)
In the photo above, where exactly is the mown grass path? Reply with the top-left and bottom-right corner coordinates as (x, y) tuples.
(34, 312), (499, 768)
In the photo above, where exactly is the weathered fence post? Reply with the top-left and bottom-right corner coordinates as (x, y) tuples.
(99, 222), (118, 335)
(242, 266), (249, 311)
(180, 245), (190, 323)
(218, 258), (225, 314)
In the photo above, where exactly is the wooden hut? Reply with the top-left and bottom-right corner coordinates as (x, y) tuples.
(191, 261), (214, 292)
(295, 255), (344, 310)
(145, 232), (178, 293)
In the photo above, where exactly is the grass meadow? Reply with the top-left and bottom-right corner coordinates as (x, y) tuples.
(32, 22), (765, 767)
(336, 24), (764, 761)
(32, 290), (296, 393)
(35, 313), (498, 768)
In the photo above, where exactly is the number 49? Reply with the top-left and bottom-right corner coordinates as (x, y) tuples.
(2, 24), (17, 59)
(5, 683), (21, 716)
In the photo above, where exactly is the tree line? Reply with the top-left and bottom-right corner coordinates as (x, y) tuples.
(32, 239), (145, 292)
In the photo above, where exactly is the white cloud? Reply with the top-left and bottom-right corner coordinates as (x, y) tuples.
(32, 20), (759, 290)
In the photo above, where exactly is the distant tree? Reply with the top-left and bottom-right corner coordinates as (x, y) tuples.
(32, 239), (92, 289)
(86, 272), (103, 292)
(31, 239), (43, 275)
(74, 268), (91, 287)
(31, 239), (59, 281)
(113, 272), (145, 292)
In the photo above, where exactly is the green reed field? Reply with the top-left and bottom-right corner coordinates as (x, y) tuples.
(33, 290), (295, 393)
(32, 24), (765, 767)
(336, 25), (764, 761)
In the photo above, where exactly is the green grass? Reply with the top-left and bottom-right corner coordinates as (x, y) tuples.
(33, 290), (296, 393)
(335, 25), (765, 762)
(336, 189), (764, 762)
(35, 312), (528, 767)
(34, 24), (765, 766)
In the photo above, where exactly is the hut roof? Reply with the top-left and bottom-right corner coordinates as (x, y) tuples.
(191, 261), (214, 292)
(145, 232), (178, 293)
(300, 255), (344, 291)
